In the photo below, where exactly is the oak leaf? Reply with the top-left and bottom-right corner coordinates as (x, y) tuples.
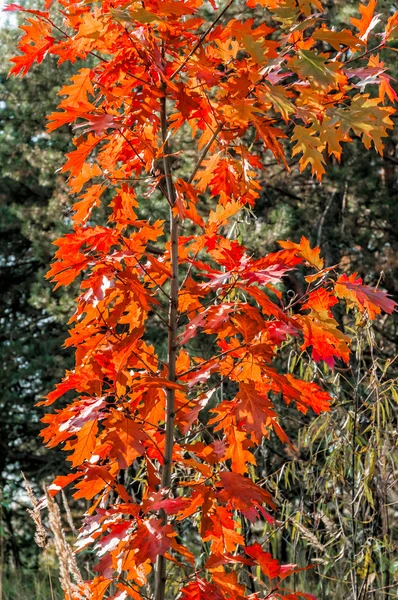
(351, 0), (381, 41)
(180, 579), (224, 600)
(58, 68), (94, 110)
(9, 18), (54, 76)
(313, 26), (363, 51)
(218, 471), (276, 514)
(335, 273), (397, 319)
(132, 518), (174, 565)
(292, 50), (342, 88)
(279, 237), (324, 270)
(103, 414), (147, 469)
(330, 94), (394, 154)
(61, 134), (102, 176)
(235, 383), (282, 443)
(291, 125), (326, 180)
(246, 543), (283, 579)
(64, 420), (98, 467)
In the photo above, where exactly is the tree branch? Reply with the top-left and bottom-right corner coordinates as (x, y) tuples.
(187, 122), (223, 184)
(170, 0), (238, 81)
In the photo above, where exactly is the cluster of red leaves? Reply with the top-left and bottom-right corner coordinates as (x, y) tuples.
(8, 0), (397, 599)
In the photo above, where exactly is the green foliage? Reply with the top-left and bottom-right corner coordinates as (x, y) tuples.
(1, 568), (63, 600)
(0, 22), (76, 568)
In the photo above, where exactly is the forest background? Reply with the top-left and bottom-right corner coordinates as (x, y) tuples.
(0, 1), (397, 599)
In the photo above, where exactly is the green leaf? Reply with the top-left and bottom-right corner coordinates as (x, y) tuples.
(292, 50), (338, 87)
(241, 34), (268, 65)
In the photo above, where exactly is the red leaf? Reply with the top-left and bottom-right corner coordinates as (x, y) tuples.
(180, 578), (224, 600)
(246, 543), (283, 579)
(335, 273), (397, 319)
(132, 518), (174, 565)
(217, 471), (276, 515)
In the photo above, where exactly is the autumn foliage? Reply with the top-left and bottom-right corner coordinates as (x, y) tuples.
(8, 0), (398, 599)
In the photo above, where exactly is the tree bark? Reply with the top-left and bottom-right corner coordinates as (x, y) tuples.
(154, 84), (179, 600)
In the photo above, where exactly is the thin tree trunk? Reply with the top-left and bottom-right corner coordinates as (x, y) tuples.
(154, 84), (179, 600)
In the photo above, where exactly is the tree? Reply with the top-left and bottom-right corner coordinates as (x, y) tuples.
(8, 1), (397, 599)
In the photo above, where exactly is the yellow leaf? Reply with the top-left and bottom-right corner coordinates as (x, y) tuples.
(318, 116), (351, 160)
(261, 85), (295, 122)
(291, 124), (326, 180)
(330, 94), (395, 154)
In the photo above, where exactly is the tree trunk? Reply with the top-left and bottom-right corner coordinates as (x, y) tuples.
(154, 84), (179, 600)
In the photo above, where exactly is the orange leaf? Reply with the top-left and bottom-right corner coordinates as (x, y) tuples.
(180, 579), (224, 600)
(58, 68), (94, 110)
(279, 237), (324, 270)
(72, 184), (105, 225)
(9, 18), (54, 77)
(64, 419), (98, 467)
(218, 471), (276, 513)
(103, 414), (147, 469)
(90, 577), (111, 600)
(351, 0), (381, 41)
(223, 427), (256, 474)
(236, 383), (288, 444)
(61, 134), (102, 176)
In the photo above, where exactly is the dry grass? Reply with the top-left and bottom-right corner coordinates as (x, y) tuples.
(6, 477), (92, 600)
